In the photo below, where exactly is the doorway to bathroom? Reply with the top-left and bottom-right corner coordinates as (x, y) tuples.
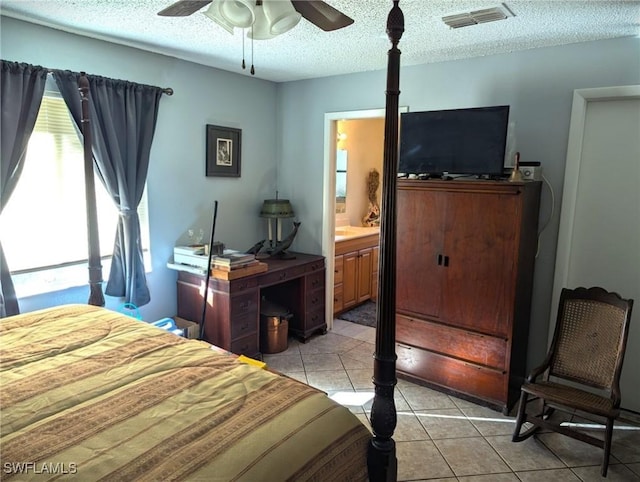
(322, 107), (407, 331)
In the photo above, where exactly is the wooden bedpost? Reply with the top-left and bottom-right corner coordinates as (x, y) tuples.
(368, 1), (403, 481)
(79, 73), (105, 307)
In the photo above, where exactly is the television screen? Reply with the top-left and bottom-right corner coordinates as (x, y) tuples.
(399, 105), (510, 177)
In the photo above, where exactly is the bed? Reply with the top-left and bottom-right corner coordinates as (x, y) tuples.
(0, 304), (370, 481)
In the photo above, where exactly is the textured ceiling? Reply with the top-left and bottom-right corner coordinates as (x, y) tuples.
(1, 0), (638, 82)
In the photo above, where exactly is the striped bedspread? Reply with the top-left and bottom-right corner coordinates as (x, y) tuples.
(0, 305), (369, 481)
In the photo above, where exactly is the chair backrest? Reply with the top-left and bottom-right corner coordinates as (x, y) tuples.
(549, 287), (633, 391)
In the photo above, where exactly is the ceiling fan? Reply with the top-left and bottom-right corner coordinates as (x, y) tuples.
(158, 0), (354, 32)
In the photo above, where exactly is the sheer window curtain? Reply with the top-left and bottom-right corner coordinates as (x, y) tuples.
(0, 61), (47, 317)
(53, 70), (164, 307)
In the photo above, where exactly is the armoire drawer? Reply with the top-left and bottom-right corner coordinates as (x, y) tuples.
(396, 343), (508, 405)
(396, 314), (507, 370)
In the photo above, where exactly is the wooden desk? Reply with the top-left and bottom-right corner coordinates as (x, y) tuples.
(176, 252), (326, 358)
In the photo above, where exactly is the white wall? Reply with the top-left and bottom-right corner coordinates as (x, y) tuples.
(341, 118), (384, 226)
(277, 36), (640, 369)
(1, 16), (279, 322)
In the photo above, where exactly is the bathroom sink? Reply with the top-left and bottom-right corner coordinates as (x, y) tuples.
(335, 227), (356, 236)
(335, 226), (380, 240)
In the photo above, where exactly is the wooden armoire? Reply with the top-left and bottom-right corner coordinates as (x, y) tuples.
(395, 179), (541, 412)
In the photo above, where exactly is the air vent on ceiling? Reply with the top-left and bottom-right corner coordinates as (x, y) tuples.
(442, 4), (514, 29)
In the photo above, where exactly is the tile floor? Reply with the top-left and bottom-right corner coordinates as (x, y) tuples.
(263, 319), (640, 481)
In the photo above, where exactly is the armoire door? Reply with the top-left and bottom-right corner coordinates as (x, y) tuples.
(396, 187), (445, 318)
(440, 191), (519, 336)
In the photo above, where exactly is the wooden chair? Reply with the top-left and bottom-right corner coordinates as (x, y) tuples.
(512, 286), (634, 477)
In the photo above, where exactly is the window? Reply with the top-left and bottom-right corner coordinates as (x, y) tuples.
(0, 87), (151, 297)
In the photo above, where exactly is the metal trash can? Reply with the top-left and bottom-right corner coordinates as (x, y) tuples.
(260, 298), (291, 354)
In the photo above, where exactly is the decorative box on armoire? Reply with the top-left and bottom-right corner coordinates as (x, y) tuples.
(395, 179), (542, 413)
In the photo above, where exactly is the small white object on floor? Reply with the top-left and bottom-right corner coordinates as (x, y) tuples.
(329, 391), (374, 406)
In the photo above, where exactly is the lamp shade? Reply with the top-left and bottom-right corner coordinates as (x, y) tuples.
(202, 1), (235, 34)
(260, 199), (295, 218)
(219, 0), (256, 29)
(247, 3), (276, 40)
(263, 0), (302, 35)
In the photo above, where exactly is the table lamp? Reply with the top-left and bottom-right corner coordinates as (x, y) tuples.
(260, 194), (295, 251)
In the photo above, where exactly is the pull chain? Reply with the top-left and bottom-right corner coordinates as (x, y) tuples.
(250, 32), (255, 75)
(242, 28), (246, 70)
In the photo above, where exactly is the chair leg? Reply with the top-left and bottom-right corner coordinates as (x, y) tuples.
(601, 417), (614, 477)
(541, 402), (555, 420)
(512, 391), (532, 442)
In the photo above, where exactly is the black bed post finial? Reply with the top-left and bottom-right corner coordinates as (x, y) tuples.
(368, 1), (403, 482)
(79, 73), (105, 307)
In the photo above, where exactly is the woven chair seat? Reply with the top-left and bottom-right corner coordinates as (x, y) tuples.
(522, 381), (616, 417)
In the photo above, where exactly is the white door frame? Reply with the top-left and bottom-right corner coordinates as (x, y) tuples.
(322, 107), (408, 330)
(549, 85), (640, 344)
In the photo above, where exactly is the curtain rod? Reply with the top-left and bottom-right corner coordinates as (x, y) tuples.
(44, 68), (173, 96)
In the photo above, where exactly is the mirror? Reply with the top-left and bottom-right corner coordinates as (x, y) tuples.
(336, 149), (347, 213)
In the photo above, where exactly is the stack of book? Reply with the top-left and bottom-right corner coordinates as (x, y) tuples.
(211, 251), (268, 280)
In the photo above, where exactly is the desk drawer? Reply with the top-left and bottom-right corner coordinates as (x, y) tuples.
(306, 287), (325, 312)
(306, 271), (325, 291)
(231, 333), (259, 357)
(230, 292), (259, 316)
(304, 307), (325, 334)
(397, 314), (507, 370)
(305, 259), (325, 273)
(259, 265), (306, 286)
(229, 276), (258, 291)
(231, 312), (258, 340)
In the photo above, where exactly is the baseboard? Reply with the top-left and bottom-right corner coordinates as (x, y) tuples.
(620, 408), (640, 425)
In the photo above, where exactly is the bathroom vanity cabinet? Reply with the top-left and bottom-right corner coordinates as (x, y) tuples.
(334, 233), (379, 315)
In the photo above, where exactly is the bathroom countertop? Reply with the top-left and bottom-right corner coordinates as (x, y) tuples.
(335, 226), (380, 242)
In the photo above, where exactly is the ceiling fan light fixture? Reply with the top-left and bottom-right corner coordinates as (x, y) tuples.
(247, 4), (276, 40)
(203, 1), (235, 34)
(263, 1), (302, 35)
(219, 0), (256, 29)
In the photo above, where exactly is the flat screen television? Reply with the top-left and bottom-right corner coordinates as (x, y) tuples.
(399, 105), (510, 177)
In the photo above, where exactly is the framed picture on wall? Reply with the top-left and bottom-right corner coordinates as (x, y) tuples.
(206, 124), (241, 177)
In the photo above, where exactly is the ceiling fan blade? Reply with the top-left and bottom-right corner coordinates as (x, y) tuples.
(291, 0), (354, 31)
(158, 0), (212, 17)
